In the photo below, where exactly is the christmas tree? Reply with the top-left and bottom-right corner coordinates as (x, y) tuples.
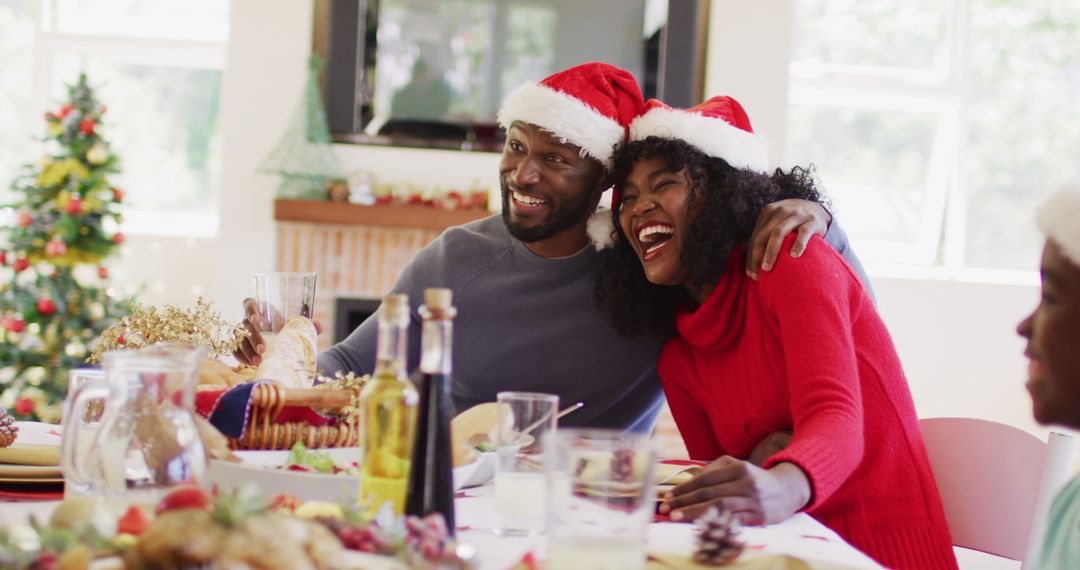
(0, 73), (130, 422)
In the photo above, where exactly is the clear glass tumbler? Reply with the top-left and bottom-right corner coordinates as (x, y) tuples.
(545, 429), (658, 570)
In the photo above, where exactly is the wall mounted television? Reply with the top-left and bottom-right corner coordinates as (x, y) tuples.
(318, 0), (708, 152)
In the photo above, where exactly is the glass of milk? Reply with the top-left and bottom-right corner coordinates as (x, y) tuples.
(493, 391), (558, 536)
(545, 429), (658, 570)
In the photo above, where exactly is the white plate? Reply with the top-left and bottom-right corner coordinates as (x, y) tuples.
(207, 448), (496, 503)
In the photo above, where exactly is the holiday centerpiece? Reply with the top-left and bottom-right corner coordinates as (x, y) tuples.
(0, 73), (130, 422)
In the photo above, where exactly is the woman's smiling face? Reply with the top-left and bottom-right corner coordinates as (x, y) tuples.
(618, 155), (699, 286)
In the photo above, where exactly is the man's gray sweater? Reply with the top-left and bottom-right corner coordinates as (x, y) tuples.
(318, 214), (869, 432)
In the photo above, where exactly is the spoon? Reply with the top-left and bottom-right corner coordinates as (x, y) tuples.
(514, 401), (584, 444)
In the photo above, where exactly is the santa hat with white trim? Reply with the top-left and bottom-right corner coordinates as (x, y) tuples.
(629, 96), (768, 173)
(589, 95), (770, 250)
(497, 62), (645, 171)
(1037, 184), (1080, 267)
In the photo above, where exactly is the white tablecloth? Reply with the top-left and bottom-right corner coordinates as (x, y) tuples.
(1, 487), (882, 570)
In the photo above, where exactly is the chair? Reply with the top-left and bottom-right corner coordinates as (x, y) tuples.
(919, 417), (1075, 568)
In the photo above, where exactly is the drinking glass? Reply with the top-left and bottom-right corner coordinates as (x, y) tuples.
(545, 429), (658, 570)
(252, 272), (316, 349)
(493, 391), (558, 536)
(62, 368), (107, 497)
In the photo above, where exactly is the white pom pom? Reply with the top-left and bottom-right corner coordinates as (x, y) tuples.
(587, 208), (616, 251)
(1037, 185), (1080, 266)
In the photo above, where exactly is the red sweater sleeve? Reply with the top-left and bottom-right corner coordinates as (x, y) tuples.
(658, 339), (724, 461)
(758, 234), (867, 510)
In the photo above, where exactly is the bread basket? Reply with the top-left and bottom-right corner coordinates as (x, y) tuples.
(228, 383), (359, 450)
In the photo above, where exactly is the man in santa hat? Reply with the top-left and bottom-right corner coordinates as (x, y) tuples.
(239, 62), (868, 432)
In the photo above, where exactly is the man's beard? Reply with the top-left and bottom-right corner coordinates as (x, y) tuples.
(501, 180), (596, 243)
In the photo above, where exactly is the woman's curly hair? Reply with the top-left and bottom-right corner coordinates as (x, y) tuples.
(594, 137), (825, 337)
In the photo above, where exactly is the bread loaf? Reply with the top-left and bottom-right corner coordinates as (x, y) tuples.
(254, 317), (318, 388)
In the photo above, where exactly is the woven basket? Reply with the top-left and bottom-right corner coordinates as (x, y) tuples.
(228, 383), (359, 450)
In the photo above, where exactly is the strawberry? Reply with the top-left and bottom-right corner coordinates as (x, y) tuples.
(155, 485), (212, 514)
(116, 505), (152, 536)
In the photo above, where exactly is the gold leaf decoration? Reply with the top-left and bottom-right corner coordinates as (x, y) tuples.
(88, 297), (249, 363)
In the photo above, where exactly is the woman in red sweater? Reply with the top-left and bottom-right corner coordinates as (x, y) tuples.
(595, 97), (956, 569)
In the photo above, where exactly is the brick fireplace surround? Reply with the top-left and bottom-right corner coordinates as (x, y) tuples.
(274, 199), (688, 459)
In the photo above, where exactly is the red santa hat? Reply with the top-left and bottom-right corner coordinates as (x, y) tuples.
(589, 96), (769, 250)
(497, 62), (644, 171)
(1037, 184), (1080, 266)
(628, 96), (768, 173)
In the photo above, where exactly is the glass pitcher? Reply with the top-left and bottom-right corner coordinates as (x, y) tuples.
(62, 343), (208, 505)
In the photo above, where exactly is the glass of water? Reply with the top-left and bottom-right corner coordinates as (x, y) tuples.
(493, 391), (558, 536)
(252, 272), (316, 348)
(545, 429), (658, 570)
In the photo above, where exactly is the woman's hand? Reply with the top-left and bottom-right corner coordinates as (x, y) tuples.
(746, 199), (831, 280)
(659, 457), (811, 525)
(748, 430), (793, 467)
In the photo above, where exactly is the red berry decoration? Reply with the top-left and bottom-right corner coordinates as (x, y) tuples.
(58, 104), (72, 119)
(7, 319), (26, 334)
(112, 232), (125, 244)
(79, 118), (96, 136)
(117, 334), (126, 345)
(14, 398), (34, 417)
(16, 212), (32, 228)
(0, 251), (6, 265)
(112, 187), (125, 202)
(12, 258), (29, 273)
(45, 240), (67, 257)
(97, 266), (109, 279)
(65, 197), (83, 215)
(37, 298), (57, 315)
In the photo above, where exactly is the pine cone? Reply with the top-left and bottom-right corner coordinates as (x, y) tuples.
(694, 506), (745, 566)
(0, 409), (18, 448)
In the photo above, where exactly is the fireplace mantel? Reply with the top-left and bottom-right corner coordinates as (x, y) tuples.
(273, 199), (490, 231)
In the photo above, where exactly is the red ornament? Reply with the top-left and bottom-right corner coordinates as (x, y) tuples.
(98, 266), (109, 279)
(12, 258), (29, 273)
(37, 298), (56, 315)
(0, 251), (6, 265)
(79, 118), (96, 136)
(14, 398), (34, 417)
(117, 334), (126, 345)
(65, 197), (83, 215)
(45, 240), (67, 257)
(112, 187), (125, 202)
(7, 318), (26, 334)
(16, 212), (32, 228)
(58, 104), (72, 119)
(112, 232), (125, 244)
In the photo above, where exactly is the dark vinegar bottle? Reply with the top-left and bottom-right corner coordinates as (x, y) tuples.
(404, 288), (456, 532)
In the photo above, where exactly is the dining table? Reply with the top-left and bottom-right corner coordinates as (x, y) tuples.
(1, 483), (883, 570)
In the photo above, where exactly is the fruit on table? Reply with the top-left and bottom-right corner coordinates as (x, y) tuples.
(116, 505), (152, 536)
(155, 485), (213, 514)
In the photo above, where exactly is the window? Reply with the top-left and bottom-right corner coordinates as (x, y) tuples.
(787, 0), (1080, 277)
(0, 0), (230, 237)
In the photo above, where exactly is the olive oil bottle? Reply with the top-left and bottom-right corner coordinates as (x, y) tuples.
(405, 288), (457, 531)
(359, 293), (419, 515)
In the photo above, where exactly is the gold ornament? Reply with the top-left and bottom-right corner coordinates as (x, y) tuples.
(88, 297), (250, 364)
(65, 340), (87, 358)
(86, 143), (108, 165)
(24, 367), (46, 386)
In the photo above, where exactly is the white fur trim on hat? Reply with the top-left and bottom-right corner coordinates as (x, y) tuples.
(629, 106), (769, 172)
(1037, 185), (1080, 266)
(497, 83), (625, 170)
(587, 207), (616, 250)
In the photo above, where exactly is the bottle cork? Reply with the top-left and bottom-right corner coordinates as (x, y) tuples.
(424, 288), (453, 310)
(381, 293), (410, 323)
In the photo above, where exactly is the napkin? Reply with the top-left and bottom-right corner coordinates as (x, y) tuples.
(0, 422), (64, 498)
(195, 381), (335, 439)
